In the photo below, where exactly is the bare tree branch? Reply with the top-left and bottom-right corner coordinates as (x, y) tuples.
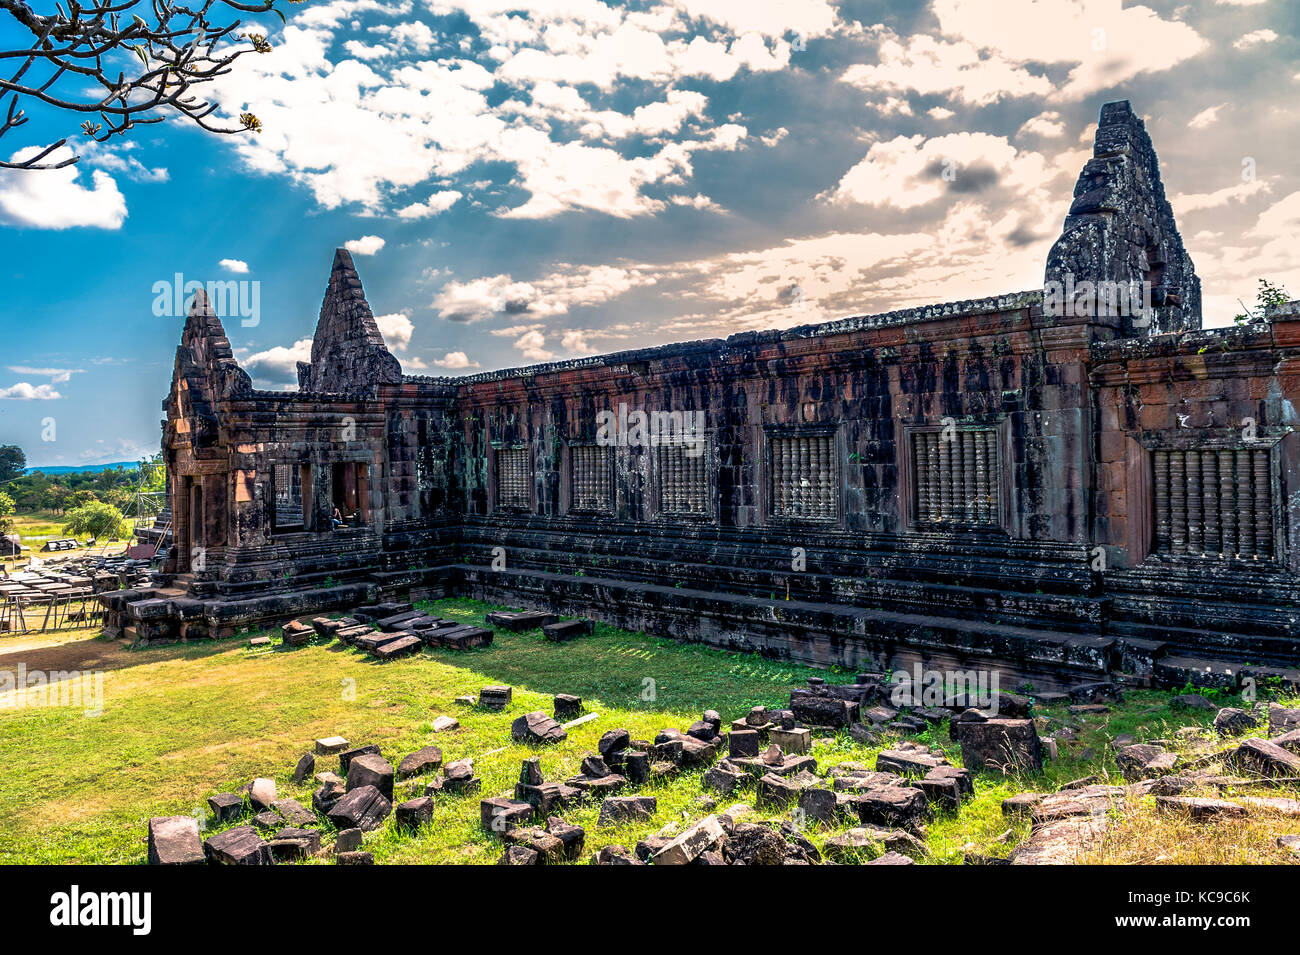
(0, 0), (296, 170)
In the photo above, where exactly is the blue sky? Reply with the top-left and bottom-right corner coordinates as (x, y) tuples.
(1, 0), (1298, 466)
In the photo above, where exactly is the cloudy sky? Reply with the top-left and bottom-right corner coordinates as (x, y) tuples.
(1, 0), (1298, 465)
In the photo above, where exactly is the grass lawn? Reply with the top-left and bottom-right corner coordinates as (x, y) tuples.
(0, 597), (1296, 864)
(4, 510), (129, 569)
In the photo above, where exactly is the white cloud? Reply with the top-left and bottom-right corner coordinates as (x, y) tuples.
(396, 189), (463, 218)
(343, 40), (391, 59)
(0, 146), (126, 229)
(927, 0), (1207, 101)
(1187, 104), (1227, 130)
(7, 366), (83, 384)
(670, 193), (722, 211)
(1019, 111), (1065, 139)
(829, 132), (1059, 213)
(81, 141), (169, 183)
(345, 234), (386, 255)
(374, 312), (413, 349)
(240, 338), (313, 385)
(433, 264), (657, 321)
(1234, 29), (1278, 50)
(843, 28), (1052, 108)
(760, 127), (789, 147)
(219, 258), (250, 273)
(513, 329), (554, 361)
(1173, 178), (1271, 214)
(559, 329), (598, 354)
(0, 382), (62, 400)
(433, 351), (480, 368)
(205, 2), (777, 217)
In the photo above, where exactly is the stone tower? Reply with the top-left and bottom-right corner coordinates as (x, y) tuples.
(297, 248), (402, 394)
(1044, 100), (1201, 336)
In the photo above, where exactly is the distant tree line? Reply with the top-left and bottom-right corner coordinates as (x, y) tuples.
(0, 446), (165, 539)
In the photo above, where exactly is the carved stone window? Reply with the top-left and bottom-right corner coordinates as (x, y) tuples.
(911, 429), (999, 526)
(1153, 448), (1273, 559)
(769, 434), (837, 521)
(657, 440), (709, 516)
(496, 447), (531, 510)
(571, 445), (612, 512)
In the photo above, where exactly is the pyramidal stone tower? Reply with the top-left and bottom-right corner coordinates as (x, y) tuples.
(297, 248), (402, 394)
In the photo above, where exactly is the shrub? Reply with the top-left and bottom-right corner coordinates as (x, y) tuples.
(61, 501), (131, 541)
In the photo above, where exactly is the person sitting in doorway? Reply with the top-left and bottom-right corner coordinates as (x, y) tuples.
(332, 506), (345, 530)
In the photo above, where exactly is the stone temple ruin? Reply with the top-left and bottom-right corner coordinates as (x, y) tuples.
(109, 102), (1300, 691)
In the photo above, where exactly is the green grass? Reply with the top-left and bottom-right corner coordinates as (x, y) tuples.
(0, 598), (1292, 864)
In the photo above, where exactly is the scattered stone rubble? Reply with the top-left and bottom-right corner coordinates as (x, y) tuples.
(143, 674), (1300, 865)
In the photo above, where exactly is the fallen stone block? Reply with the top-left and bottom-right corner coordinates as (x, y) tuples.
(546, 817), (586, 861)
(554, 693), (583, 720)
(292, 752), (315, 783)
(148, 816), (205, 865)
(791, 694), (857, 728)
(1214, 707), (1258, 737)
(486, 610), (558, 631)
(1269, 704), (1300, 737)
(326, 785), (392, 832)
(207, 792), (245, 825)
(876, 748), (947, 777)
(373, 633), (423, 660)
(204, 826), (268, 865)
(823, 826), (927, 863)
(338, 744), (380, 774)
(336, 850), (374, 865)
(346, 753), (395, 800)
(502, 826), (566, 863)
(335, 828), (362, 853)
(281, 620), (314, 647)
(268, 827), (321, 862)
(1227, 738), (1300, 777)
(395, 796), (434, 833)
(431, 715), (460, 733)
(273, 797), (315, 827)
(1010, 815), (1109, 865)
(315, 735), (349, 755)
(397, 745), (443, 780)
(597, 795), (656, 827)
(839, 785), (927, 831)
(1116, 743), (1178, 781)
(511, 710), (567, 745)
(478, 685), (513, 710)
(481, 796), (534, 832)
(247, 777), (277, 811)
(770, 725), (811, 754)
(959, 718), (1043, 773)
(542, 618), (594, 642)
(652, 814), (726, 865)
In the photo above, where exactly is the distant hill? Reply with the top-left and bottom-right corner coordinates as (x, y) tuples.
(24, 461), (137, 475)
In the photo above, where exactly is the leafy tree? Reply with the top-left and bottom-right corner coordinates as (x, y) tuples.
(0, 445), (24, 484)
(62, 501), (130, 540)
(1234, 279), (1291, 325)
(138, 454), (166, 493)
(1, 0), (304, 171)
(0, 490), (14, 533)
(67, 489), (99, 508)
